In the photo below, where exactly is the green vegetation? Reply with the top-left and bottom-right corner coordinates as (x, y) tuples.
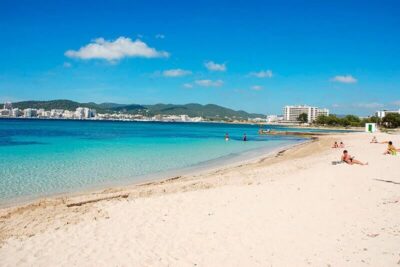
(315, 114), (383, 128)
(12, 100), (264, 120)
(143, 103), (264, 119)
(382, 113), (400, 128)
(297, 113), (308, 123)
(12, 100), (115, 114)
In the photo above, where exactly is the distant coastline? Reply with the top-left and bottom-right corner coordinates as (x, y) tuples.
(0, 117), (362, 132)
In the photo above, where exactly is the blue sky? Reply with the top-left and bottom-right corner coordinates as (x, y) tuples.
(0, 0), (399, 115)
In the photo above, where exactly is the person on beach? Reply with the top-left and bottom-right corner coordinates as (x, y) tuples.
(243, 133), (247, 142)
(225, 133), (230, 141)
(332, 141), (339, 148)
(339, 142), (345, 148)
(370, 136), (378, 143)
(383, 141), (398, 155)
(341, 150), (368, 165)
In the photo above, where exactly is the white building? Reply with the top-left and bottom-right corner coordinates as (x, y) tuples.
(180, 115), (189, 122)
(375, 109), (400, 119)
(63, 110), (75, 119)
(266, 115), (284, 123)
(316, 108), (329, 117)
(190, 117), (203, 122)
(37, 109), (46, 117)
(75, 107), (96, 119)
(4, 102), (12, 110)
(23, 108), (37, 118)
(51, 109), (64, 118)
(11, 108), (21, 117)
(283, 105), (330, 123)
(0, 109), (10, 116)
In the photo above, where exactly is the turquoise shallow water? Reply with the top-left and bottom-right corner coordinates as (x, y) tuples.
(0, 119), (344, 204)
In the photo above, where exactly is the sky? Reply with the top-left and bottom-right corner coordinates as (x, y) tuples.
(0, 0), (399, 116)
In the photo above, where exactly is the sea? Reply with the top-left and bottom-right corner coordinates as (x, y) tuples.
(0, 119), (345, 205)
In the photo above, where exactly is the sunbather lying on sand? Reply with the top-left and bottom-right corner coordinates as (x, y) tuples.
(341, 150), (368, 165)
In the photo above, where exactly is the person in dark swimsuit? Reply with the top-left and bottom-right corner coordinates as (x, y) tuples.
(341, 150), (368, 165)
(243, 133), (247, 141)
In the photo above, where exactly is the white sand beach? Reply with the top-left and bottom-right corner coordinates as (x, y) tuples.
(1, 132), (400, 266)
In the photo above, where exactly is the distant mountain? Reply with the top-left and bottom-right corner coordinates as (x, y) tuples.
(12, 100), (114, 114)
(11, 100), (264, 119)
(144, 103), (263, 118)
(96, 102), (129, 109)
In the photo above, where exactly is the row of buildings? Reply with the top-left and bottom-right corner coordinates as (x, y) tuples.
(97, 113), (203, 122)
(0, 102), (97, 119)
(268, 105), (400, 124)
(0, 102), (204, 122)
(1, 102), (331, 123)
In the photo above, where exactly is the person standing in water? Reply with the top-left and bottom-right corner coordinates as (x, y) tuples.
(243, 133), (247, 141)
(225, 133), (230, 141)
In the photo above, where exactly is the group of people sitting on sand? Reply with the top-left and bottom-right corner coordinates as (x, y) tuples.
(331, 141), (345, 148)
(334, 136), (399, 166)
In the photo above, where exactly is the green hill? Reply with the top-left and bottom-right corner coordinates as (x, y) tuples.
(144, 103), (263, 119)
(11, 100), (264, 119)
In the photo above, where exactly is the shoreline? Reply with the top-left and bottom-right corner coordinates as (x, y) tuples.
(0, 134), (328, 241)
(0, 117), (361, 131)
(0, 138), (310, 209)
(1, 131), (399, 266)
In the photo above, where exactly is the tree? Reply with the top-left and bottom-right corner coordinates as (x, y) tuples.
(382, 113), (400, 128)
(361, 116), (381, 127)
(342, 115), (361, 127)
(326, 114), (341, 126)
(316, 115), (329, 125)
(315, 114), (363, 127)
(297, 113), (308, 123)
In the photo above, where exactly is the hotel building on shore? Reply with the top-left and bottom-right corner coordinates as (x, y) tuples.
(283, 105), (329, 123)
(375, 109), (400, 119)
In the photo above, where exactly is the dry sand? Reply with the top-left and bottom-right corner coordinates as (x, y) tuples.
(0, 132), (399, 266)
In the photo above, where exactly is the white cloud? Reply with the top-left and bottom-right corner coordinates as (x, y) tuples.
(331, 75), (357, 84)
(249, 70), (273, 78)
(251, 85), (263, 91)
(183, 83), (193, 89)
(162, 69), (192, 77)
(204, 61), (226, 72)
(354, 102), (384, 109)
(63, 62), (72, 68)
(331, 103), (340, 108)
(155, 34), (165, 39)
(195, 79), (224, 87)
(65, 37), (169, 62)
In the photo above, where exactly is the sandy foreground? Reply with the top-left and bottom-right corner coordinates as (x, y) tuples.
(0, 132), (399, 266)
